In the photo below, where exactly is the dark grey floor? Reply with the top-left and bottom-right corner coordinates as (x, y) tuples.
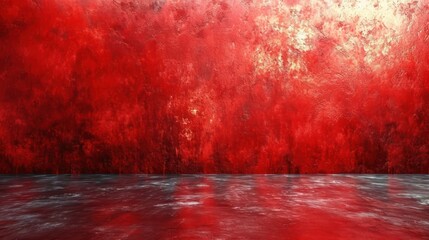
(0, 175), (428, 239)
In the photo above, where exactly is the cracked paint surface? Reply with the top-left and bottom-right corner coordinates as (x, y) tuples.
(0, 0), (428, 173)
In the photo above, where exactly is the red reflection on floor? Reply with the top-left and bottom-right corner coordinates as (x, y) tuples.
(169, 177), (220, 238)
(1, 0), (429, 173)
(0, 175), (428, 239)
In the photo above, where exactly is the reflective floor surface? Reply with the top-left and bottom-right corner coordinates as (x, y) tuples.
(0, 175), (428, 239)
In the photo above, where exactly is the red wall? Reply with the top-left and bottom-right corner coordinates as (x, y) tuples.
(1, 0), (428, 173)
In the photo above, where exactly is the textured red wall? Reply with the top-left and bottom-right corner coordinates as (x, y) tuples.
(1, 0), (428, 173)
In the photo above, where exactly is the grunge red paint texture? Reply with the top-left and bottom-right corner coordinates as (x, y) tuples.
(0, 0), (428, 174)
